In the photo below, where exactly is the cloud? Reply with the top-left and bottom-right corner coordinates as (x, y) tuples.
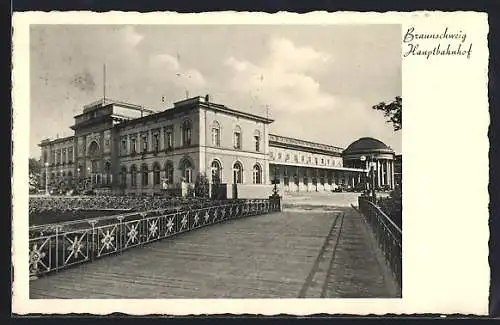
(150, 54), (181, 71)
(267, 37), (331, 72)
(149, 53), (206, 88)
(122, 26), (144, 48)
(224, 37), (334, 112)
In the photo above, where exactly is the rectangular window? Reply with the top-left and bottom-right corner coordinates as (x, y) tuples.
(153, 134), (159, 152)
(165, 131), (173, 150)
(315, 158), (318, 165)
(234, 132), (241, 149)
(68, 148), (73, 163)
(254, 136), (260, 152)
(142, 135), (148, 153)
(121, 139), (127, 154)
(131, 139), (137, 154)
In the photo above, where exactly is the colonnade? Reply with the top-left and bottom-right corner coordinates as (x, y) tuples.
(270, 164), (365, 192)
(363, 159), (395, 189)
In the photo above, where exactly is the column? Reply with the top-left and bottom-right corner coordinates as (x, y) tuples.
(377, 160), (381, 188)
(293, 166), (300, 192)
(385, 160), (390, 187)
(391, 160), (395, 188)
(148, 129), (153, 152)
(160, 126), (165, 150)
(279, 166), (284, 191)
(315, 168), (319, 192)
(381, 160), (385, 186)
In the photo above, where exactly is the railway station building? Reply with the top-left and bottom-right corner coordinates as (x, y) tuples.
(38, 95), (397, 197)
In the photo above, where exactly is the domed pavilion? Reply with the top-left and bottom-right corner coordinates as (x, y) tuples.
(342, 137), (396, 189)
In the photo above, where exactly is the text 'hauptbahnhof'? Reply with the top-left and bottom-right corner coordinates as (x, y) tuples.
(38, 95), (401, 198)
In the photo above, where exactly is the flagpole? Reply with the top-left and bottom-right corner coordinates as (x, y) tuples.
(103, 64), (106, 103)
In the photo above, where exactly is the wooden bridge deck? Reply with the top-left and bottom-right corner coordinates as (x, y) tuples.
(30, 205), (400, 299)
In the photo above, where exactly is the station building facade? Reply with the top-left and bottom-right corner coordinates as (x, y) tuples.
(38, 95), (398, 196)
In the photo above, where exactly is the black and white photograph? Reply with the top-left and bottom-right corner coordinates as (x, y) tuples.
(26, 23), (402, 299)
(12, 11), (490, 316)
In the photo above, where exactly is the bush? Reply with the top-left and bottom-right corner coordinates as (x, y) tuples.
(194, 173), (210, 198)
(376, 186), (402, 229)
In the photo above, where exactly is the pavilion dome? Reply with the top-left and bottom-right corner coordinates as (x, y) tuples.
(342, 137), (394, 155)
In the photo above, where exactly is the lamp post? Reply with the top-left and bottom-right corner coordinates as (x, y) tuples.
(87, 166), (91, 189)
(44, 162), (49, 195)
(360, 155), (376, 201)
(77, 167), (80, 190)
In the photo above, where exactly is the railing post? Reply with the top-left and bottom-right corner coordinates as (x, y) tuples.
(55, 225), (59, 272)
(89, 220), (97, 260)
(117, 215), (124, 254)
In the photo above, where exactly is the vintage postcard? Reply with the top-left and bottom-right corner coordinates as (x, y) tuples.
(12, 11), (490, 315)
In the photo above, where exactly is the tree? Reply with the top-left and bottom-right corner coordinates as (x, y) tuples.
(372, 96), (402, 131)
(29, 158), (42, 192)
(194, 172), (210, 198)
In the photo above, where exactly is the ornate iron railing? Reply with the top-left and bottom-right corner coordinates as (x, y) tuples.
(358, 196), (402, 290)
(29, 198), (281, 278)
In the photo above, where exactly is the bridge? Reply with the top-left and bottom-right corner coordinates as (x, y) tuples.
(29, 193), (401, 299)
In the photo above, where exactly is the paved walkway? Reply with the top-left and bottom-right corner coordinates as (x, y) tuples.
(30, 194), (400, 299)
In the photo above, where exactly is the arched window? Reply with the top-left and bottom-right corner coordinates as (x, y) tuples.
(130, 165), (137, 186)
(88, 141), (100, 157)
(153, 162), (161, 185)
(252, 164), (262, 184)
(165, 161), (174, 184)
(211, 160), (222, 184)
(211, 121), (221, 147)
(141, 164), (149, 186)
(104, 161), (111, 185)
(233, 125), (242, 149)
(182, 120), (192, 146)
(180, 159), (193, 183)
(67, 171), (73, 185)
(233, 161), (243, 184)
(120, 166), (127, 186)
(254, 130), (261, 152)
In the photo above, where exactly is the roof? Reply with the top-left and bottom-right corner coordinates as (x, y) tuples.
(38, 135), (75, 147)
(342, 137), (394, 155)
(77, 98), (155, 117)
(269, 134), (343, 155)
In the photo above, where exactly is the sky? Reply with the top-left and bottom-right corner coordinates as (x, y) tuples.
(29, 24), (402, 158)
